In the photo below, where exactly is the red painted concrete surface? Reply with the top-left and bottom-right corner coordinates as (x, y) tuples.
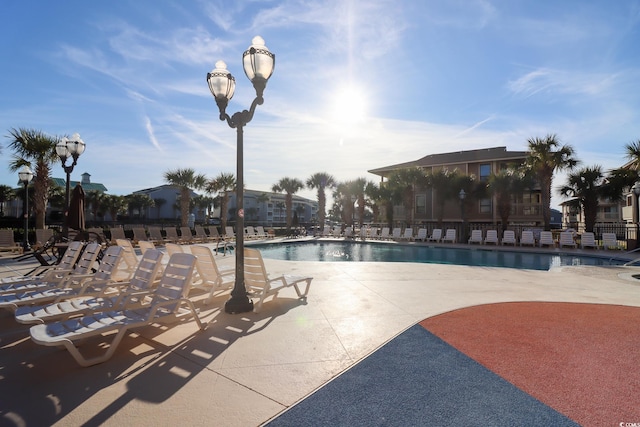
(420, 302), (640, 427)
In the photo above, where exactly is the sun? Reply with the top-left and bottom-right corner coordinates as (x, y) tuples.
(329, 85), (368, 124)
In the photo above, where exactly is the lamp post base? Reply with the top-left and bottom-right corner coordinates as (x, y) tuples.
(224, 295), (254, 314)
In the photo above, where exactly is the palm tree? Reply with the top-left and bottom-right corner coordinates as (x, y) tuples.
(524, 134), (579, 230)
(125, 193), (155, 219)
(624, 139), (640, 170)
(7, 128), (59, 229)
(164, 168), (207, 227)
(0, 185), (15, 217)
(425, 169), (460, 225)
(272, 177), (304, 230)
(206, 172), (236, 231)
(364, 182), (382, 223)
(85, 190), (107, 222)
(387, 167), (426, 226)
(487, 168), (533, 232)
(306, 172), (336, 230)
(102, 194), (127, 224)
(350, 177), (371, 227)
(559, 166), (605, 232)
(333, 181), (354, 227)
(153, 198), (167, 220)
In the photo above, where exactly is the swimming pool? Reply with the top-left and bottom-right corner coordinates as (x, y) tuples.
(252, 241), (626, 271)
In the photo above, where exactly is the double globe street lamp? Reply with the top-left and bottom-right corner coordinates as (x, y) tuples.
(18, 165), (34, 251)
(206, 36), (275, 314)
(56, 133), (86, 238)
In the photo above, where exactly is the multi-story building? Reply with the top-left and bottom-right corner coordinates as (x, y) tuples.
(368, 146), (544, 226)
(133, 184), (199, 221)
(223, 189), (318, 226)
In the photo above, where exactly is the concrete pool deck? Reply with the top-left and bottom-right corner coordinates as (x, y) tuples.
(1, 239), (639, 426)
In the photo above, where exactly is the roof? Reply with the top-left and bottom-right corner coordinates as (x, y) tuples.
(51, 178), (108, 192)
(368, 146), (529, 176)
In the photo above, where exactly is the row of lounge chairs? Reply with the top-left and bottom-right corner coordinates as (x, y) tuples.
(468, 229), (620, 249)
(98, 225), (272, 247)
(1, 238), (312, 367)
(319, 225), (621, 250)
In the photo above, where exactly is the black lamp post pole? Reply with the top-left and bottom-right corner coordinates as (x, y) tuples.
(61, 159), (77, 239)
(219, 104), (262, 314)
(22, 181), (30, 251)
(459, 189), (466, 243)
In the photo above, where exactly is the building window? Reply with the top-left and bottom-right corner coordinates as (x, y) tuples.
(479, 198), (491, 213)
(603, 206), (618, 219)
(415, 194), (426, 214)
(479, 164), (491, 181)
(523, 193), (541, 204)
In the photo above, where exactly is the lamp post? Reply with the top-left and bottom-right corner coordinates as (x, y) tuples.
(18, 165), (34, 251)
(459, 189), (466, 243)
(633, 182), (640, 248)
(207, 36), (275, 314)
(56, 133), (85, 238)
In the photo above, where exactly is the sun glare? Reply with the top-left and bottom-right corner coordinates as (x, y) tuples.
(330, 85), (368, 124)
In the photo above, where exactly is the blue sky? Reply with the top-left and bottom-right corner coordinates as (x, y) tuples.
(1, 0), (639, 209)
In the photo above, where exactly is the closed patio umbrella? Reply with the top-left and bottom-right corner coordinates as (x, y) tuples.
(67, 184), (85, 232)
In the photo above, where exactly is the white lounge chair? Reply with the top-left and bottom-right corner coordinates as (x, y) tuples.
(244, 248), (312, 313)
(539, 231), (555, 248)
(0, 242), (98, 296)
(138, 240), (156, 255)
(415, 228), (428, 242)
(501, 230), (517, 246)
(0, 229), (23, 254)
(4, 246), (122, 315)
(255, 226), (268, 239)
(165, 243), (185, 258)
(33, 228), (54, 251)
(192, 225), (207, 243)
(520, 230), (536, 246)
(359, 227), (368, 239)
(426, 229), (442, 243)
(442, 229), (456, 243)
(602, 232), (621, 250)
(484, 230), (499, 245)
(190, 245), (234, 302)
(0, 243), (103, 311)
(368, 227), (378, 239)
(580, 232), (599, 249)
(343, 226), (354, 239)
(108, 227), (127, 244)
(558, 231), (577, 249)
(164, 227), (181, 244)
(114, 238), (144, 281)
(391, 228), (402, 240)
(379, 227), (391, 240)
(147, 226), (169, 246)
(131, 227), (148, 245)
(0, 241), (84, 285)
(15, 249), (164, 325)
(30, 252), (204, 367)
(468, 229), (483, 244)
(244, 226), (258, 240)
(179, 227), (195, 244)
(399, 228), (414, 241)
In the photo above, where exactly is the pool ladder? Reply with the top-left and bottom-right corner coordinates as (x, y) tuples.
(622, 247), (640, 266)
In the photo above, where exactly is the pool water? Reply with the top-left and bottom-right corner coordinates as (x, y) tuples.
(253, 241), (626, 271)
